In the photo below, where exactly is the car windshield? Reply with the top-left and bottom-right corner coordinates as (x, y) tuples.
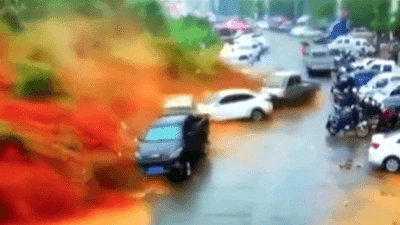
(265, 75), (287, 88)
(142, 125), (183, 142)
(366, 59), (374, 65)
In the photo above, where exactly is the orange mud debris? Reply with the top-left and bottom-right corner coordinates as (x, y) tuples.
(0, 14), (265, 224)
(319, 174), (400, 225)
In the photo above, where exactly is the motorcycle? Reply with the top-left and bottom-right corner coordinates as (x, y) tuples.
(326, 104), (370, 137)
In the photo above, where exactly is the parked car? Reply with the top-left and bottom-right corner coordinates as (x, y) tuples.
(358, 72), (400, 100)
(296, 15), (310, 24)
(351, 69), (382, 88)
(303, 47), (341, 75)
(328, 36), (375, 54)
(361, 59), (399, 73)
(197, 89), (273, 121)
(134, 113), (209, 181)
(219, 44), (259, 67)
(260, 71), (321, 102)
(255, 21), (269, 30)
(290, 25), (324, 38)
(348, 27), (376, 43)
(162, 94), (208, 116)
(371, 83), (400, 112)
(277, 20), (294, 32)
(369, 131), (400, 172)
(351, 57), (379, 70)
(234, 33), (269, 53)
(231, 41), (263, 60)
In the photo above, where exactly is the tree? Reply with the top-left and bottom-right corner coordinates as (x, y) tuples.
(309, 0), (336, 21)
(342, 0), (375, 30)
(129, 0), (170, 37)
(238, 0), (255, 18)
(268, 0), (295, 19)
(391, 0), (400, 40)
(371, 0), (391, 56)
(256, 0), (268, 19)
(170, 15), (220, 51)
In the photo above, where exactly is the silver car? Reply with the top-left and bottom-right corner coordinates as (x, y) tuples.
(371, 83), (400, 111)
(303, 48), (341, 75)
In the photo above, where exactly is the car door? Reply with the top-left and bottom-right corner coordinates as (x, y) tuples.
(285, 76), (300, 99)
(371, 64), (381, 72)
(385, 86), (400, 111)
(215, 94), (248, 119)
(383, 65), (393, 72)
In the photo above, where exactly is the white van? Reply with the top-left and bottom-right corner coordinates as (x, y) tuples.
(328, 36), (375, 54)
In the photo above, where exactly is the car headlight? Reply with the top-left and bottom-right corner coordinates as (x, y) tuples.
(169, 147), (183, 159)
(134, 151), (142, 160)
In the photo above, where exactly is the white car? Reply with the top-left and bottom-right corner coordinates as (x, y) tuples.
(197, 89), (273, 121)
(290, 25), (324, 38)
(219, 43), (259, 67)
(255, 21), (269, 30)
(296, 15), (310, 24)
(163, 94), (197, 115)
(370, 83), (400, 106)
(351, 57), (379, 70)
(369, 131), (400, 172)
(358, 72), (400, 99)
(360, 59), (399, 73)
(235, 33), (269, 52)
(328, 36), (375, 54)
(348, 27), (376, 42)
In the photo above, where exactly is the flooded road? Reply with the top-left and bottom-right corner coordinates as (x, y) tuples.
(146, 30), (385, 225)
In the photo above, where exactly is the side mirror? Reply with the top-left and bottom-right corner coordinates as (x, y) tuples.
(134, 138), (138, 143)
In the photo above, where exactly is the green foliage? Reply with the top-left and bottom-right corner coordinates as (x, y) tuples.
(342, 0), (375, 29)
(371, 0), (391, 34)
(309, 0), (336, 21)
(392, 1), (400, 37)
(15, 63), (65, 100)
(256, 0), (268, 18)
(238, 0), (255, 18)
(128, 0), (170, 37)
(170, 15), (221, 51)
(268, 0), (294, 19)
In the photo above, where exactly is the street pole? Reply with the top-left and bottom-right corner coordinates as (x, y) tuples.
(294, 0), (297, 23)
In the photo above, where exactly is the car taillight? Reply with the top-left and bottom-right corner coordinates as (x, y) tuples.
(371, 142), (380, 149)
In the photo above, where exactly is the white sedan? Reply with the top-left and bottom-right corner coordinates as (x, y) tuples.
(290, 25), (324, 38)
(197, 89), (273, 121)
(235, 33), (269, 52)
(369, 131), (400, 172)
(255, 21), (269, 30)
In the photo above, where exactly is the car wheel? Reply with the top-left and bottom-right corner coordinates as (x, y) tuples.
(384, 157), (400, 172)
(327, 124), (338, 136)
(355, 122), (370, 138)
(250, 109), (264, 121)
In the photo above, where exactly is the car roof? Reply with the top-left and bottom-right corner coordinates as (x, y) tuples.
(274, 71), (301, 77)
(154, 114), (188, 126)
(370, 59), (395, 64)
(217, 88), (255, 96)
(163, 95), (194, 108)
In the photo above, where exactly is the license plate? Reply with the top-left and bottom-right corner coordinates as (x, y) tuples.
(147, 167), (164, 175)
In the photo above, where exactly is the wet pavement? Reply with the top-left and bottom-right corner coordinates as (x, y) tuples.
(145, 30), (384, 225)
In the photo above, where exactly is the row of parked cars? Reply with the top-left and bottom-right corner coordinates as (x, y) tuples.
(133, 71), (321, 181)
